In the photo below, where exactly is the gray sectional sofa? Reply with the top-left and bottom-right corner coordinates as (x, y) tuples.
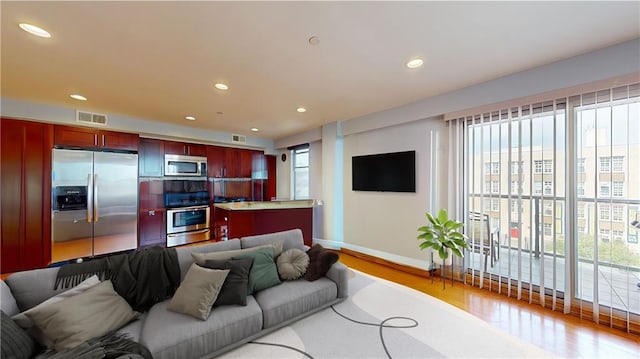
(1, 229), (349, 359)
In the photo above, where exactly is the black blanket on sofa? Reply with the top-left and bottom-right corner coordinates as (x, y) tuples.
(54, 246), (181, 312)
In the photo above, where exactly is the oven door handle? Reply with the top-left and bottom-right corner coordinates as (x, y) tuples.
(167, 228), (210, 237)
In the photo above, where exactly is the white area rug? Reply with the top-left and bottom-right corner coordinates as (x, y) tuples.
(220, 269), (555, 358)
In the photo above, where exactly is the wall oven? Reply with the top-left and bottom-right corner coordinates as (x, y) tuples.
(166, 205), (210, 247)
(164, 154), (207, 177)
(164, 179), (210, 247)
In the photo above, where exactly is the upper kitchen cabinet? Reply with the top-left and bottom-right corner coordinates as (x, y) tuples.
(207, 145), (226, 178)
(1, 118), (53, 273)
(139, 138), (164, 177)
(207, 146), (260, 178)
(54, 125), (139, 151)
(164, 140), (207, 157)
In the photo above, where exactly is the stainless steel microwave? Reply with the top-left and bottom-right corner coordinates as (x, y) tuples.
(164, 154), (207, 177)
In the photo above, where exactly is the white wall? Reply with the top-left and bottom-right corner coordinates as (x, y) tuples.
(341, 118), (447, 268)
(275, 38), (640, 270)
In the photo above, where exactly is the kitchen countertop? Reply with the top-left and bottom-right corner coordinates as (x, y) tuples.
(214, 199), (320, 211)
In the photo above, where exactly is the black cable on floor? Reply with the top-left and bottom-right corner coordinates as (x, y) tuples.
(330, 305), (419, 359)
(249, 341), (314, 359)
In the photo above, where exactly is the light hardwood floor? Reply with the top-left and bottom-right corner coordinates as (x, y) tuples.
(338, 250), (640, 358)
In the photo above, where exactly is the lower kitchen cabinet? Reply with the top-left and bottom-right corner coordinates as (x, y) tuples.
(139, 209), (166, 248)
(1, 118), (53, 273)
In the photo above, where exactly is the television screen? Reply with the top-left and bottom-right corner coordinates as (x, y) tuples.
(352, 150), (415, 193)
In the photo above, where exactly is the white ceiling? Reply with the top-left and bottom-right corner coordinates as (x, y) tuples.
(2, 1), (639, 140)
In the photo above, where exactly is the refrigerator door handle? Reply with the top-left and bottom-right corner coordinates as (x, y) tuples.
(87, 173), (93, 223)
(94, 174), (99, 222)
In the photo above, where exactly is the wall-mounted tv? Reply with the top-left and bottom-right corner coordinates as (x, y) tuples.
(352, 150), (415, 193)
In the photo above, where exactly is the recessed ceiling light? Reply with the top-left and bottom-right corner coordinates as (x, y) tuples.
(251, 128), (259, 132)
(296, 107), (307, 113)
(406, 58), (424, 69)
(19, 23), (51, 38)
(69, 94), (87, 101)
(214, 83), (229, 91)
(185, 116), (196, 121)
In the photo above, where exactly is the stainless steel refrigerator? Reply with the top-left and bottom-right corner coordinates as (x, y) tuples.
(52, 148), (138, 263)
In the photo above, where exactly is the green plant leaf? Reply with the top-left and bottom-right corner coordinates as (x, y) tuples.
(450, 247), (464, 258)
(438, 246), (448, 260)
(426, 212), (437, 225)
(437, 209), (448, 224)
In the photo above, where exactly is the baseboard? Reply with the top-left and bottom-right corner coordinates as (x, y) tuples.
(338, 248), (433, 278)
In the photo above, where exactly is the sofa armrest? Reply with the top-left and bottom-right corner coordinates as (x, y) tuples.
(325, 261), (349, 298)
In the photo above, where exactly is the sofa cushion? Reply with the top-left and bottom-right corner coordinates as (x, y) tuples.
(1, 311), (37, 359)
(241, 229), (305, 252)
(5, 266), (61, 311)
(141, 297), (263, 359)
(0, 281), (20, 317)
(176, 238), (241, 282)
(305, 244), (339, 281)
(203, 257), (253, 306)
(191, 242), (281, 267)
(26, 280), (139, 351)
(254, 277), (338, 328)
(277, 248), (309, 280)
(167, 264), (229, 321)
(233, 248), (281, 294)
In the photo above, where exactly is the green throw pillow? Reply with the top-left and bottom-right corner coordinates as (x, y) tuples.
(233, 248), (281, 294)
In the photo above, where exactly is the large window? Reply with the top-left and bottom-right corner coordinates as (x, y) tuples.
(464, 83), (639, 332)
(292, 147), (309, 199)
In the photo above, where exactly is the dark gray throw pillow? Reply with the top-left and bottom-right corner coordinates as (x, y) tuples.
(1, 310), (38, 359)
(204, 257), (254, 306)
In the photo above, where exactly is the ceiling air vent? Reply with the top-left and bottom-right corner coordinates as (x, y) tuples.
(231, 134), (246, 144)
(76, 110), (107, 125)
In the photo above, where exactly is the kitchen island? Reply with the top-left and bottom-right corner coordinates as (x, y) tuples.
(213, 200), (318, 246)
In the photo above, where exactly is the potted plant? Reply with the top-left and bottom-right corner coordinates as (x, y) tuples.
(417, 209), (470, 287)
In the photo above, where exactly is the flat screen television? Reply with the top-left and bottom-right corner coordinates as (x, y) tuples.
(352, 150), (415, 193)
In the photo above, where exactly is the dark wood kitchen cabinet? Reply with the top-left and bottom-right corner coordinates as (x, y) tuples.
(164, 140), (207, 157)
(138, 209), (166, 248)
(139, 138), (164, 177)
(138, 179), (166, 248)
(207, 146), (261, 178)
(1, 118), (53, 273)
(54, 125), (139, 151)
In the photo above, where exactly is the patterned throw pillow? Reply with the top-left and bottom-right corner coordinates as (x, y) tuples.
(1, 311), (38, 359)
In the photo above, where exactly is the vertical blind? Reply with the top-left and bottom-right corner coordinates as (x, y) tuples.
(448, 82), (639, 334)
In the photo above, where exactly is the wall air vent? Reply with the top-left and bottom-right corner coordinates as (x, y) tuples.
(76, 110), (107, 125)
(231, 134), (246, 144)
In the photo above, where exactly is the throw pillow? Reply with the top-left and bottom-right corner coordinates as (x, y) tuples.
(26, 280), (139, 351)
(1, 311), (38, 359)
(277, 248), (310, 280)
(1, 281), (20, 317)
(167, 264), (229, 320)
(203, 257), (253, 306)
(304, 244), (339, 281)
(233, 248), (281, 294)
(191, 242), (282, 266)
(12, 275), (101, 329)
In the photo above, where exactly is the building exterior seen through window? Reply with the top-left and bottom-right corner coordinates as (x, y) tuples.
(293, 148), (309, 199)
